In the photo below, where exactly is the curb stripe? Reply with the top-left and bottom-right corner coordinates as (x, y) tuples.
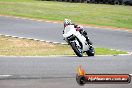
(0, 34), (64, 45)
(0, 15), (60, 24)
(0, 75), (12, 77)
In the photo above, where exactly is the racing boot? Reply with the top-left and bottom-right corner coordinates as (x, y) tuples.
(85, 36), (93, 49)
(81, 30), (93, 49)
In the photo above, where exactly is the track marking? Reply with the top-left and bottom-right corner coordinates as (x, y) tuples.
(0, 75), (12, 77)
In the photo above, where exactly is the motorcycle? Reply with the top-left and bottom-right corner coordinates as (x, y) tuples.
(63, 24), (95, 57)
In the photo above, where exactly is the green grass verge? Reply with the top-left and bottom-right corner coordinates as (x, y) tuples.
(0, 35), (127, 56)
(0, 0), (132, 29)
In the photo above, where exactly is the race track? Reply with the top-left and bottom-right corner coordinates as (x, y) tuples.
(0, 56), (132, 88)
(0, 15), (132, 88)
(0, 16), (132, 52)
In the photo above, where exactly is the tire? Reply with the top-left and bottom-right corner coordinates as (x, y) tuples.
(114, 0), (120, 4)
(70, 42), (83, 57)
(86, 47), (95, 56)
(89, 0), (95, 3)
(123, 1), (130, 5)
(122, 2), (126, 5)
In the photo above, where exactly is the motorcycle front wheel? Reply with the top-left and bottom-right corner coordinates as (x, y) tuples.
(70, 42), (83, 57)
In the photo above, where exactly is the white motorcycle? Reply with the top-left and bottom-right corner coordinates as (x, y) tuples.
(63, 25), (95, 57)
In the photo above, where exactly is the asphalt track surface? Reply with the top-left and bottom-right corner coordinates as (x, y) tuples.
(0, 16), (132, 52)
(0, 16), (132, 88)
(0, 56), (132, 88)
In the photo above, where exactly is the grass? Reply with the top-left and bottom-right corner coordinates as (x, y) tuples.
(0, 0), (132, 29)
(0, 35), (127, 56)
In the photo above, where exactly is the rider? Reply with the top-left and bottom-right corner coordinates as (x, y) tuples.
(63, 19), (92, 47)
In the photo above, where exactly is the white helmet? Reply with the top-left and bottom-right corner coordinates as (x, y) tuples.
(64, 19), (72, 26)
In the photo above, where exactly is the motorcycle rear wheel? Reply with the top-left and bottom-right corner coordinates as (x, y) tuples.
(86, 47), (95, 56)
